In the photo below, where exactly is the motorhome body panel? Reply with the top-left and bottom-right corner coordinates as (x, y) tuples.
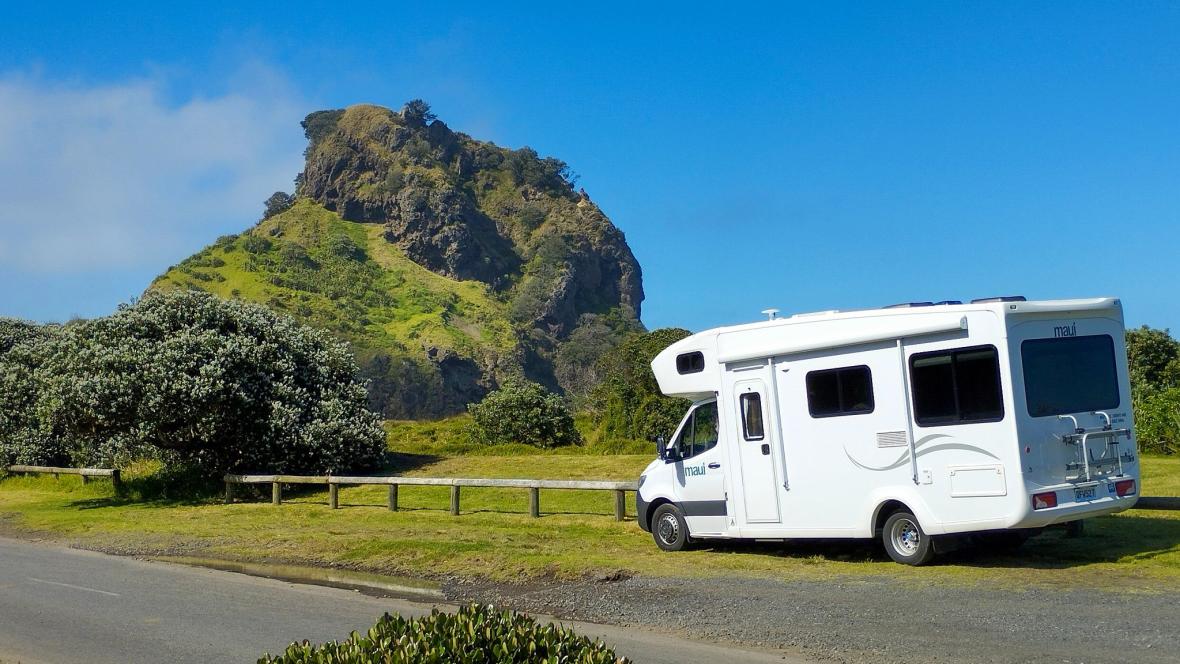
(639, 297), (1139, 545)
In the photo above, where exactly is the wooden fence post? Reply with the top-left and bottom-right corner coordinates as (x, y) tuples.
(529, 487), (540, 518)
(224, 479), (235, 504)
(111, 469), (121, 491)
(80, 474), (89, 485)
(450, 485), (460, 516)
(272, 482), (282, 505)
(614, 490), (626, 521)
(388, 484), (398, 511)
(329, 483), (339, 509)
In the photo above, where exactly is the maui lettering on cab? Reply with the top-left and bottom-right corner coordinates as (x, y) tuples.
(1053, 322), (1077, 338)
(684, 463), (707, 477)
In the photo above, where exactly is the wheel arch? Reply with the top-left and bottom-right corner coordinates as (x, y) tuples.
(643, 496), (674, 532)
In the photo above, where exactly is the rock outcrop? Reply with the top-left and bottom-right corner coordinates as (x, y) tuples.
(152, 102), (645, 417)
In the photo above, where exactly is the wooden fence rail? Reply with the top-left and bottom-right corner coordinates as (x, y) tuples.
(223, 473), (639, 521)
(5, 465), (121, 487)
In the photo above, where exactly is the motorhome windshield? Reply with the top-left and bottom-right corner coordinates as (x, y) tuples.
(1021, 334), (1119, 417)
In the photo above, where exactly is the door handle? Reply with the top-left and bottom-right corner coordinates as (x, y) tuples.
(761, 444), (770, 455)
(708, 462), (721, 469)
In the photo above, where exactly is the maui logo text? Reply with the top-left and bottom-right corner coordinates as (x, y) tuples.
(1053, 322), (1077, 338)
(684, 463), (707, 477)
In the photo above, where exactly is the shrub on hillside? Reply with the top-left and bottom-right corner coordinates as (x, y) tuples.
(590, 328), (692, 444)
(0, 291), (386, 475)
(467, 380), (581, 448)
(259, 604), (628, 664)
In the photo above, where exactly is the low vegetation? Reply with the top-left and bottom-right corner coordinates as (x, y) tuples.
(258, 604), (627, 664)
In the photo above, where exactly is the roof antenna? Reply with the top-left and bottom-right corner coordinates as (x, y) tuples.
(761, 308), (780, 321)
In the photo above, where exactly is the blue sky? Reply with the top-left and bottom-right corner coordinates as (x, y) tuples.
(1, 2), (1177, 332)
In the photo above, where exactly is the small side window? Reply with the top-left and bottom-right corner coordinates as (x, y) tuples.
(676, 351), (705, 375)
(806, 366), (875, 417)
(739, 393), (765, 440)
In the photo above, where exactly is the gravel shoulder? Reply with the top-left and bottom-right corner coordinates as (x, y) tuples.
(448, 568), (1179, 664)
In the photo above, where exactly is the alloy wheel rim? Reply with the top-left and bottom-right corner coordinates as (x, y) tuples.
(891, 518), (920, 555)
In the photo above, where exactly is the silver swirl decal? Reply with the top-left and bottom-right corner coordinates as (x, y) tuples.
(844, 433), (998, 471)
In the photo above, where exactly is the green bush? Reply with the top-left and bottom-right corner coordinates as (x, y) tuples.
(259, 604), (628, 664)
(467, 380), (581, 448)
(0, 291), (386, 475)
(1133, 387), (1180, 455)
(1126, 326), (1180, 454)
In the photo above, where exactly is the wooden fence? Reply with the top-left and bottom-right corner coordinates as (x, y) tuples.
(223, 474), (640, 521)
(5, 465), (121, 487)
(6, 465), (1178, 520)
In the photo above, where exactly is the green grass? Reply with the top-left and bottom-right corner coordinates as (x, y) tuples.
(1, 455), (1178, 590)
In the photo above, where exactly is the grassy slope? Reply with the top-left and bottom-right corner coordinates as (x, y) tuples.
(1, 455), (1177, 590)
(151, 199), (518, 377)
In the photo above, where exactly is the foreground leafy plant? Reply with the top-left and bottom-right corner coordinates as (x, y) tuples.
(259, 604), (628, 664)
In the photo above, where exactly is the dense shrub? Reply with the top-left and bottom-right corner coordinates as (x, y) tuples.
(467, 380), (581, 448)
(263, 191), (295, 220)
(1127, 326), (1180, 454)
(0, 319), (64, 465)
(0, 291), (386, 475)
(591, 328), (692, 444)
(259, 604), (628, 664)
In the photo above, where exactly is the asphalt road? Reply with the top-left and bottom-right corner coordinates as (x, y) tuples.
(0, 537), (800, 664)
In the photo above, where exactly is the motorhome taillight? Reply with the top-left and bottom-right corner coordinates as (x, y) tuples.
(1115, 479), (1136, 497)
(1032, 492), (1057, 510)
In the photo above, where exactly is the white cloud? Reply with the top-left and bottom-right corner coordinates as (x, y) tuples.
(0, 66), (307, 273)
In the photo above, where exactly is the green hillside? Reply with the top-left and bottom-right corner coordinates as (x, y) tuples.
(153, 200), (521, 416)
(152, 101), (646, 418)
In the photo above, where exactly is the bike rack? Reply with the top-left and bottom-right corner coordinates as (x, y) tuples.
(1058, 411), (1132, 482)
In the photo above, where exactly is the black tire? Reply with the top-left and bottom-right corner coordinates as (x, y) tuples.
(651, 503), (691, 552)
(882, 510), (934, 565)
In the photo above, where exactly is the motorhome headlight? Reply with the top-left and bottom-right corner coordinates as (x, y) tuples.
(638, 474), (647, 488)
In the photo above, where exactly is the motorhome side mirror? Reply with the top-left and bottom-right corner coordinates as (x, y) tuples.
(655, 436), (666, 459)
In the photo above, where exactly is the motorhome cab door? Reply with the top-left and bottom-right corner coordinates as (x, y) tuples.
(668, 400), (727, 535)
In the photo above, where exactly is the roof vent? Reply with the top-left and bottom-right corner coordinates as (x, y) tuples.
(934, 300), (963, 305)
(970, 296), (1027, 304)
(761, 308), (780, 321)
(885, 302), (934, 309)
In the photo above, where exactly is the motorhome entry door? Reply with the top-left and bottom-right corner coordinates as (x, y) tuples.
(733, 380), (782, 523)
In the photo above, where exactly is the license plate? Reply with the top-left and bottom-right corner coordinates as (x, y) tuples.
(1074, 486), (1097, 502)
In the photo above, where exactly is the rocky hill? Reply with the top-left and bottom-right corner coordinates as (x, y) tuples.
(152, 102), (644, 417)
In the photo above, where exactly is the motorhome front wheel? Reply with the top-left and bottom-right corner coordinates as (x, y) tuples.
(651, 504), (690, 551)
(882, 510), (934, 565)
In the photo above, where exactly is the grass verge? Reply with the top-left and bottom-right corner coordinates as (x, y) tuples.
(1, 455), (1177, 591)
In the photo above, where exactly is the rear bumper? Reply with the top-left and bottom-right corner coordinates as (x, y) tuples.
(1018, 489), (1138, 528)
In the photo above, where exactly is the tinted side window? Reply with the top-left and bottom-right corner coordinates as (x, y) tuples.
(676, 352), (705, 374)
(739, 392), (765, 440)
(911, 345), (1004, 426)
(806, 366), (874, 417)
(675, 402), (719, 458)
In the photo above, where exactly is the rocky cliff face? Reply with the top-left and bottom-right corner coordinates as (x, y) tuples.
(153, 102), (645, 417)
(298, 104), (643, 337)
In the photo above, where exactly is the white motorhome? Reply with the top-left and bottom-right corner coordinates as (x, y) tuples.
(635, 296), (1140, 565)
